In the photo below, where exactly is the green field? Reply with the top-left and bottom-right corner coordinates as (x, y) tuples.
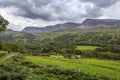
(0, 50), (7, 54)
(0, 50), (7, 57)
(75, 46), (99, 51)
(26, 56), (120, 80)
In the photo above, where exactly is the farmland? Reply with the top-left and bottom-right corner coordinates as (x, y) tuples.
(0, 50), (7, 57)
(75, 46), (99, 51)
(0, 50), (7, 54)
(26, 56), (120, 80)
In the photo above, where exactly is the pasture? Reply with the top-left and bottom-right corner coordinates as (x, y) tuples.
(0, 50), (7, 57)
(75, 46), (99, 50)
(26, 56), (120, 80)
(0, 50), (7, 54)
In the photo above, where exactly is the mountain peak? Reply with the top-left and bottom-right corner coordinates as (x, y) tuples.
(81, 19), (120, 27)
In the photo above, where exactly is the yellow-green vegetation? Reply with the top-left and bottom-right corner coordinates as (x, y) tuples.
(0, 50), (7, 57)
(49, 55), (64, 59)
(0, 51), (7, 53)
(26, 56), (120, 80)
(75, 46), (99, 51)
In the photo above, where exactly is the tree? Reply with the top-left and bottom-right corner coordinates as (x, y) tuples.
(0, 15), (9, 32)
(0, 15), (9, 50)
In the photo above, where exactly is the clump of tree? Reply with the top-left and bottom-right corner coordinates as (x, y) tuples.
(0, 15), (9, 32)
(0, 15), (9, 50)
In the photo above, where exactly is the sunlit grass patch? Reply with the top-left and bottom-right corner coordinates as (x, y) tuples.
(75, 46), (99, 51)
(26, 56), (120, 80)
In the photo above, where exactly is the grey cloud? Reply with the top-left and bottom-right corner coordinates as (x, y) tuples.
(79, 0), (120, 19)
(32, 0), (51, 7)
(0, 0), (119, 22)
(84, 5), (102, 18)
(0, 0), (53, 20)
(80, 0), (119, 8)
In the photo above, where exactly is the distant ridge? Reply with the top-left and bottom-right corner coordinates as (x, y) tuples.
(22, 19), (120, 33)
(22, 22), (80, 33)
(81, 19), (120, 28)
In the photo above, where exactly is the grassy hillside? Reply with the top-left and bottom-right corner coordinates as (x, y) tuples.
(26, 56), (120, 80)
(0, 54), (112, 80)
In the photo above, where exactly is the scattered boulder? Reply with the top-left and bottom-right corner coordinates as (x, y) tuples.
(74, 68), (80, 73)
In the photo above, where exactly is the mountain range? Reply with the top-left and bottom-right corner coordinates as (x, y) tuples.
(21, 19), (120, 32)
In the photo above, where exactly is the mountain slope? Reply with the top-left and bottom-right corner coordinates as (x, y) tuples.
(22, 22), (80, 33)
(81, 19), (120, 28)
(22, 19), (120, 33)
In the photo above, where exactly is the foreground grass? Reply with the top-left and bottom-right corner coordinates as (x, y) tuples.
(26, 56), (120, 80)
(75, 46), (99, 50)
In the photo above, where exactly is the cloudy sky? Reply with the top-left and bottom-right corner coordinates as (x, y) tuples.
(0, 0), (120, 31)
